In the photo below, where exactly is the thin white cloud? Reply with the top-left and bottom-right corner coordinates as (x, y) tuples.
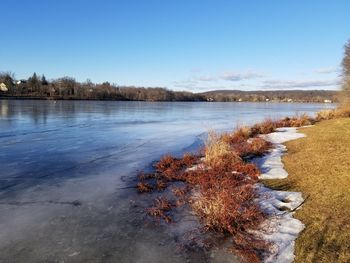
(173, 79), (198, 86)
(315, 67), (339, 74)
(190, 68), (202, 73)
(196, 76), (217, 82)
(181, 70), (265, 84)
(221, 71), (264, 81)
(261, 79), (341, 89)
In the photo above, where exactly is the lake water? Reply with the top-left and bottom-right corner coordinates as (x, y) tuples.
(0, 100), (333, 262)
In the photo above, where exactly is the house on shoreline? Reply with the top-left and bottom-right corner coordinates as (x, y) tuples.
(0, 83), (8, 92)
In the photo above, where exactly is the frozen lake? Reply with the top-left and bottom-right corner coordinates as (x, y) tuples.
(0, 100), (332, 262)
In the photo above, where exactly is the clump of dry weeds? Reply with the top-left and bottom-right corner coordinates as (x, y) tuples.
(137, 182), (153, 193)
(316, 106), (350, 121)
(147, 197), (173, 223)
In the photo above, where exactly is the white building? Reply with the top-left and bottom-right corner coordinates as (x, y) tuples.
(0, 83), (8, 92)
(324, 99), (332, 103)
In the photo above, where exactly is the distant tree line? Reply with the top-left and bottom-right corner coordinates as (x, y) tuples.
(202, 90), (339, 103)
(0, 73), (205, 101)
(0, 72), (339, 103)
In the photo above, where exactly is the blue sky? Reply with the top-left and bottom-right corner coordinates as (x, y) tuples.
(1, 0), (349, 92)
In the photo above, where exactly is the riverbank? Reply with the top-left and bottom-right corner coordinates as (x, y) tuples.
(264, 118), (350, 263)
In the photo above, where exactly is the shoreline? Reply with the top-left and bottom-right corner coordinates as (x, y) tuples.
(136, 107), (350, 262)
(0, 96), (337, 104)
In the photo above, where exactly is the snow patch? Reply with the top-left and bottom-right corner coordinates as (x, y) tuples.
(262, 127), (306, 144)
(257, 185), (305, 263)
(254, 127), (306, 263)
(255, 128), (305, 180)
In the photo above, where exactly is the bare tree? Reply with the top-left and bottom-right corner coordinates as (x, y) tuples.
(342, 40), (350, 105)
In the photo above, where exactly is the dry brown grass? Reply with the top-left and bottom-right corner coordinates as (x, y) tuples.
(249, 114), (315, 136)
(264, 118), (350, 263)
(315, 106), (350, 121)
(204, 131), (233, 167)
(222, 126), (252, 144)
(288, 113), (315, 127)
(251, 118), (277, 136)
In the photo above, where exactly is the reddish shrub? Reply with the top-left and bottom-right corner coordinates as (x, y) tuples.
(147, 197), (173, 223)
(274, 114), (315, 128)
(251, 119), (276, 136)
(171, 186), (188, 197)
(231, 139), (271, 159)
(289, 113), (314, 127)
(156, 179), (167, 191)
(154, 197), (172, 211)
(274, 117), (292, 128)
(189, 164), (268, 262)
(247, 138), (272, 156)
(208, 152), (242, 171)
(138, 172), (156, 181)
(137, 182), (153, 193)
(232, 163), (261, 178)
(155, 155), (183, 174)
(182, 153), (198, 167)
(155, 153), (198, 182)
(222, 126), (252, 144)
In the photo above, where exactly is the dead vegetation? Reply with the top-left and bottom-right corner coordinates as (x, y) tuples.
(147, 197), (173, 223)
(135, 112), (346, 262)
(136, 182), (153, 193)
(315, 106), (350, 121)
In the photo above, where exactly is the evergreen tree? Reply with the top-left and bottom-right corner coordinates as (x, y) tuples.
(41, 75), (48, 85)
(28, 72), (40, 92)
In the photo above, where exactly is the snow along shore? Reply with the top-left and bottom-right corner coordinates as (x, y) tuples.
(254, 127), (306, 263)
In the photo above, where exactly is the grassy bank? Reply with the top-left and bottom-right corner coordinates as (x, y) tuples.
(264, 118), (350, 262)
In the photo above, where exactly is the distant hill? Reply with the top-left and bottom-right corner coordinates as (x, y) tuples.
(200, 89), (339, 103)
